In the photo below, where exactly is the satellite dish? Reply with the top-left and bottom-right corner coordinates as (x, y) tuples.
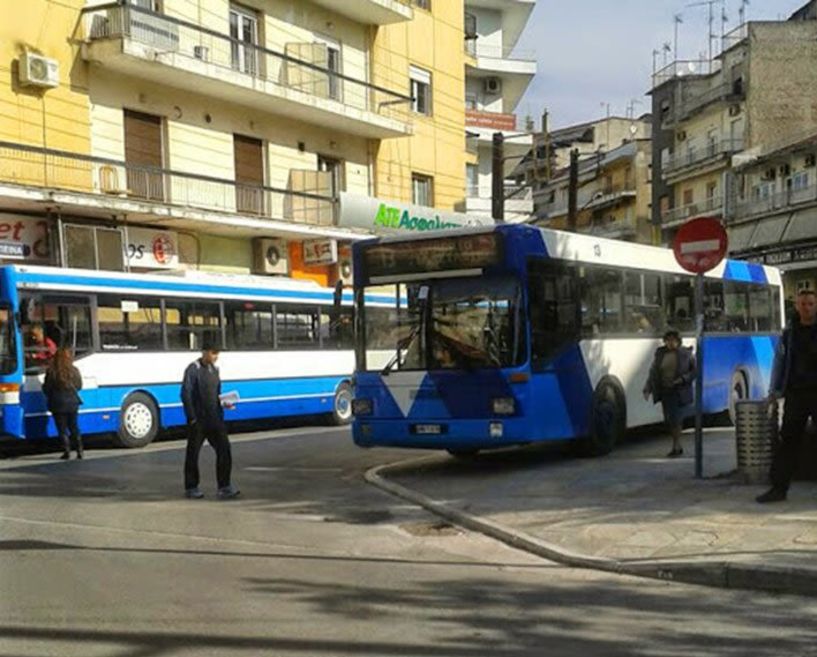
(630, 124), (638, 135)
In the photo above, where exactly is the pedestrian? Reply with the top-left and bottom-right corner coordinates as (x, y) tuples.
(181, 342), (240, 500)
(757, 289), (817, 504)
(643, 329), (696, 458)
(42, 347), (84, 460)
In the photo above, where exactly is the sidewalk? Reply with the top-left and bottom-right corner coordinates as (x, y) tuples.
(372, 429), (817, 595)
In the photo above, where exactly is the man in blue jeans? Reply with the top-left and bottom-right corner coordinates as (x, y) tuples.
(181, 343), (240, 500)
(757, 289), (817, 504)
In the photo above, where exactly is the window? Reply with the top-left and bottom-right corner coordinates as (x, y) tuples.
(704, 281), (750, 333)
(624, 271), (664, 335)
(0, 306), (16, 375)
(124, 109), (164, 202)
(790, 171), (809, 191)
(578, 267), (622, 335)
(528, 260), (579, 367)
(706, 181), (718, 200)
(410, 65), (432, 116)
(663, 275), (694, 332)
(318, 155), (344, 197)
(165, 300), (222, 350)
(234, 134), (265, 215)
(320, 306), (353, 350)
(682, 189), (693, 206)
(230, 4), (258, 75)
(98, 295), (163, 351)
(225, 301), (273, 350)
(276, 305), (319, 347)
(64, 224), (125, 272)
(412, 173), (433, 207)
(465, 93), (478, 110)
(21, 295), (93, 371)
(747, 284), (774, 332)
(413, 0), (431, 10)
(466, 164), (478, 197)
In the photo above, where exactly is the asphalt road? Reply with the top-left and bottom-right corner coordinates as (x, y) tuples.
(0, 425), (816, 657)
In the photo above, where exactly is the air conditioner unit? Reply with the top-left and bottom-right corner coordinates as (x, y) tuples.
(18, 52), (59, 89)
(252, 238), (289, 275)
(780, 163), (791, 177)
(98, 165), (126, 194)
(728, 104), (742, 117)
(193, 45), (209, 61)
(483, 77), (502, 95)
(677, 131), (687, 142)
(338, 257), (353, 286)
(805, 154), (816, 168)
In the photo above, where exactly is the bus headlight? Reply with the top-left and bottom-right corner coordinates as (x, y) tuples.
(492, 397), (515, 415)
(352, 398), (374, 416)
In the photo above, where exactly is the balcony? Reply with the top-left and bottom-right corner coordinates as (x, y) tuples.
(663, 82), (745, 127)
(80, 4), (412, 140)
(0, 140), (358, 240)
(308, 0), (413, 25)
(652, 59), (721, 90)
(583, 184), (637, 211)
(663, 139), (744, 177)
(662, 195), (724, 228)
(580, 213), (639, 241)
(463, 184), (534, 219)
(732, 184), (817, 221)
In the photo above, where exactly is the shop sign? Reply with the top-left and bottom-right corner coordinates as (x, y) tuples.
(0, 214), (51, 262)
(338, 193), (492, 235)
(126, 227), (179, 269)
(303, 239), (338, 266)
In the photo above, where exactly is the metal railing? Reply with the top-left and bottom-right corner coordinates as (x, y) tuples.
(663, 195), (724, 225)
(653, 59), (721, 88)
(664, 138), (744, 174)
(0, 141), (336, 226)
(466, 184), (533, 201)
(732, 184), (817, 220)
(664, 81), (745, 126)
(81, 3), (412, 128)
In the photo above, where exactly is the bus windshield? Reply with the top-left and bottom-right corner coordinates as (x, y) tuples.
(364, 275), (523, 372)
(0, 305), (16, 375)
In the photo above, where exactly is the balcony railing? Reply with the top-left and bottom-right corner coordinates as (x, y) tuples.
(662, 195), (724, 226)
(732, 184), (817, 220)
(0, 141), (336, 227)
(81, 3), (412, 131)
(664, 139), (744, 174)
(652, 59), (721, 89)
(663, 82), (745, 127)
(465, 110), (517, 131)
(466, 184), (533, 201)
(466, 41), (536, 60)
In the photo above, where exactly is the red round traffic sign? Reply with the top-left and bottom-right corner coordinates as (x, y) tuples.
(672, 217), (728, 274)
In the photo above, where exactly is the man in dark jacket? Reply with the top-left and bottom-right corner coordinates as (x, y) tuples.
(181, 343), (239, 500)
(643, 329), (697, 458)
(757, 289), (817, 503)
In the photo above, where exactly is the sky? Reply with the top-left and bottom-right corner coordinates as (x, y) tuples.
(515, 0), (810, 131)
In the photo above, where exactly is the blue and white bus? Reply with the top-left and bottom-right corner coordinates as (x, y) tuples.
(351, 224), (783, 456)
(0, 265), (366, 447)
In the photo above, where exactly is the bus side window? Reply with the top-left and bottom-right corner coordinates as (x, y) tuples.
(663, 275), (695, 333)
(527, 261), (578, 370)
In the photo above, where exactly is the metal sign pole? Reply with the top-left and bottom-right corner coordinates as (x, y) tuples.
(694, 271), (704, 479)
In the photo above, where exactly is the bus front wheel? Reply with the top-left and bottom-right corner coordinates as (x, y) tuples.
(116, 392), (160, 448)
(582, 381), (625, 457)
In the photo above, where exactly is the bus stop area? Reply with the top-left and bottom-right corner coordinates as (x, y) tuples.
(374, 428), (817, 596)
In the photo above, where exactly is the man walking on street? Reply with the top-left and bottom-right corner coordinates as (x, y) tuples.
(757, 289), (817, 503)
(181, 343), (240, 500)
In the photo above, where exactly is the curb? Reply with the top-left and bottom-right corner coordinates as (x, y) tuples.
(365, 459), (817, 597)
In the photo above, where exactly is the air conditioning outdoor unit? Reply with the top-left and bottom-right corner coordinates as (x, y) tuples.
(193, 45), (209, 61)
(18, 52), (59, 89)
(252, 238), (289, 275)
(805, 154), (816, 168)
(483, 77), (502, 95)
(338, 256), (353, 287)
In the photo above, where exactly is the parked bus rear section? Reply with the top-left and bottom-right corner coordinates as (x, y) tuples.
(351, 224), (783, 456)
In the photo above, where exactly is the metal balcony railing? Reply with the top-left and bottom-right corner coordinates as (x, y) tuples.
(81, 3), (412, 128)
(664, 139), (744, 174)
(731, 184), (817, 220)
(662, 195), (724, 226)
(652, 59), (721, 89)
(0, 141), (336, 226)
(466, 185), (533, 201)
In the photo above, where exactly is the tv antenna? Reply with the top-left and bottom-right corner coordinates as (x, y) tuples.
(686, 0), (725, 61)
(739, 0), (750, 24)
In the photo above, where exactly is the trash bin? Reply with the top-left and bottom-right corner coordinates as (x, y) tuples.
(735, 400), (778, 484)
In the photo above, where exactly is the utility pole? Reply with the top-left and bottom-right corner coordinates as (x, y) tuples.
(491, 131), (504, 223)
(567, 148), (579, 232)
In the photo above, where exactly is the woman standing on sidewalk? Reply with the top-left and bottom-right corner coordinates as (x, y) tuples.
(43, 348), (84, 460)
(643, 329), (696, 458)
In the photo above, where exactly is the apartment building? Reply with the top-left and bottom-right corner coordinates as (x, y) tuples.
(531, 138), (652, 243)
(0, 0), (475, 284)
(460, 0), (536, 223)
(650, 7), (817, 251)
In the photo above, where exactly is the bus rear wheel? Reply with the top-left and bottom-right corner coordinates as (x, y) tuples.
(116, 392), (160, 448)
(728, 369), (749, 426)
(581, 380), (625, 457)
(331, 382), (353, 426)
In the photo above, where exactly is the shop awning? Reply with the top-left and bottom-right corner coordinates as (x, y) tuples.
(728, 222), (758, 253)
(783, 207), (817, 243)
(746, 213), (791, 250)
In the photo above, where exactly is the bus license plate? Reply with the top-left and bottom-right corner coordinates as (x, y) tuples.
(415, 424), (442, 435)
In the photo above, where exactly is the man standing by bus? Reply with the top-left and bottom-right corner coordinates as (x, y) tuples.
(181, 342), (240, 500)
(757, 289), (817, 504)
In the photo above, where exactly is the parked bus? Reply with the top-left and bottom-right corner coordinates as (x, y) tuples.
(351, 224), (783, 456)
(0, 265), (378, 447)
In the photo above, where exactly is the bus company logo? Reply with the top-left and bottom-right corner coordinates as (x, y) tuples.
(152, 234), (175, 265)
(374, 203), (461, 232)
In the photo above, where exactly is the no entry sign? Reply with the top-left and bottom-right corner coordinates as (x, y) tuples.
(672, 217), (728, 274)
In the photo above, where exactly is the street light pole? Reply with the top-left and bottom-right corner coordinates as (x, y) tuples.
(492, 131), (505, 223)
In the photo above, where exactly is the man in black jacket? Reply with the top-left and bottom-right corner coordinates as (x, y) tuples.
(181, 343), (239, 500)
(757, 289), (817, 503)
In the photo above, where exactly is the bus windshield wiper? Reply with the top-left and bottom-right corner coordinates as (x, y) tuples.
(381, 323), (422, 376)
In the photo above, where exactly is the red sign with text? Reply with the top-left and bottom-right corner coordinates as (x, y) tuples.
(672, 217), (728, 274)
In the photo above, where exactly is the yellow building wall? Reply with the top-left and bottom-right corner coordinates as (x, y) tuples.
(373, 2), (466, 210)
(0, 0), (91, 188)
